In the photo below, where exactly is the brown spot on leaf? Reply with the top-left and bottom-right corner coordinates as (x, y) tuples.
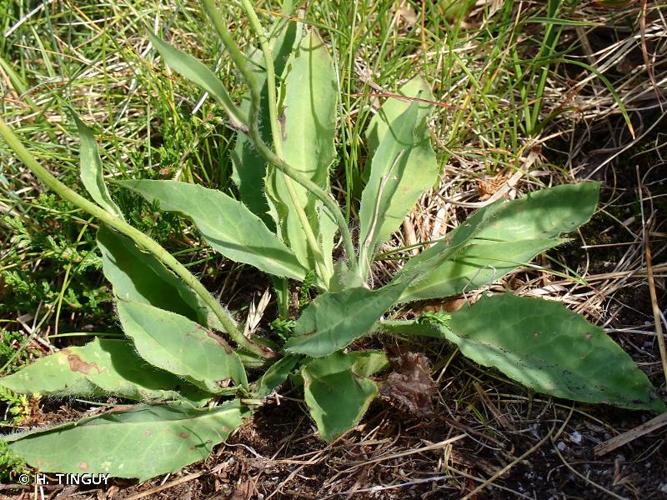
(79, 462), (89, 471)
(205, 330), (233, 354)
(380, 348), (436, 416)
(279, 112), (287, 141)
(66, 353), (100, 375)
(585, 332), (593, 341)
(109, 405), (135, 413)
(178, 431), (189, 439)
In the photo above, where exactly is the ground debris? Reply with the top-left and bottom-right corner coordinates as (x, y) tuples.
(380, 348), (436, 416)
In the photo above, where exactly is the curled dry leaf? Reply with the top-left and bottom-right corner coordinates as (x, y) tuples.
(380, 348), (436, 416)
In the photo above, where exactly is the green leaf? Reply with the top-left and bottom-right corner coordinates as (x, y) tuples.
(119, 180), (307, 280)
(285, 285), (403, 357)
(265, 29), (338, 282)
(147, 31), (244, 130)
(255, 355), (301, 398)
(302, 352), (378, 442)
(97, 225), (212, 327)
(405, 238), (564, 299)
(365, 77), (434, 156)
(359, 78), (438, 254)
(232, 21), (301, 223)
(348, 350), (390, 377)
(6, 400), (249, 481)
(399, 183), (600, 302)
(0, 352), (98, 397)
(0, 338), (208, 403)
(117, 301), (247, 394)
(328, 260), (366, 292)
(70, 112), (123, 218)
(407, 294), (665, 412)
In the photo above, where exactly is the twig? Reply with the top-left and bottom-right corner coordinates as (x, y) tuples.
(594, 412), (667, 457)
(125, 471), (204, 500)
(552, 440), (628, 500)
(462, 429), (552, 500)
(348, 435), (465, 465)
(645, 239), (667, 387)
(637, 166), (667, 387)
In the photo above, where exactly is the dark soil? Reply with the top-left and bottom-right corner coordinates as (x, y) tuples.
(3, 375), (665, 499)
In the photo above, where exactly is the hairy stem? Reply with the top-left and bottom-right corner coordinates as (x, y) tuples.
(203, 0), (357, 272)
(238, 0), (328, 280)
(0, 115), (272, 359)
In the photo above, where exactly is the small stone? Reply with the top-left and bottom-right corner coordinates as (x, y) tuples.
(570, 431), (582, 444)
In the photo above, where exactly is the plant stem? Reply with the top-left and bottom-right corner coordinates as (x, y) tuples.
(0, 115), (272, 359)
(237, 0), (329, 280)
(203, 0), (357, 272)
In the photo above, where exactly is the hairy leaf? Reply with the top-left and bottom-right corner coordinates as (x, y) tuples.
(395, 295), (664, 412)
(0, 338), (208, 403)
(400, 183), (600, 301)
(302, 352), (378, 442)
(148, 32), (243, 129)
(119, 180), (307, 280)
(265, 29), (338, 283)
(97, 225), (212, 327)
(6, 401), (249, 480)
(232, 21), (301, 223)
(360, 78), (438, 254)
(117, 301), (247, 394)
(328, 260), (365, 292)
(285, 285), (403, 357)
(71, 112), (123, 218)
(0, 351), (98, 397)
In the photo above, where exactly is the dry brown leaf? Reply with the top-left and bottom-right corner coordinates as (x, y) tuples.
(380, 349), (436, 416)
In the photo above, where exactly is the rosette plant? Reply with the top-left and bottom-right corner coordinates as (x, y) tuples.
(0, 0), (662, 481)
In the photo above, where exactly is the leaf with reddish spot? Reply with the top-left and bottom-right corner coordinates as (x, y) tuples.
(0, 338), (208, 403)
